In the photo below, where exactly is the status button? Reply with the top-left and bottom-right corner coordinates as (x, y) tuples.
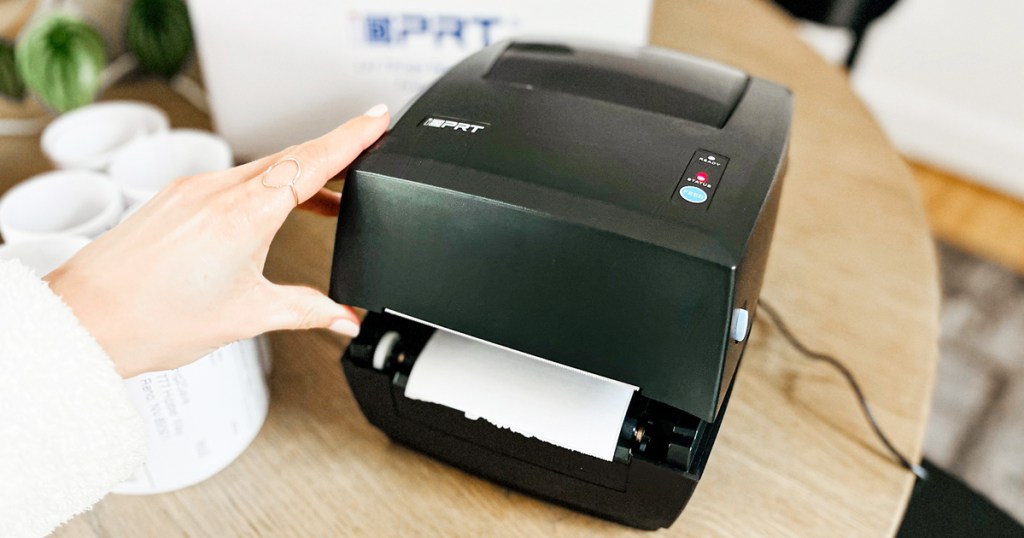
(680, 186), (708, 204)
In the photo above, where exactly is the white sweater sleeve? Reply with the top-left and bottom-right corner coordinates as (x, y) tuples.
(0, 259), (146, 538)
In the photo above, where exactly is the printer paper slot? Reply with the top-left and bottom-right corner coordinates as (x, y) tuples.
(345, 311), (718, 477)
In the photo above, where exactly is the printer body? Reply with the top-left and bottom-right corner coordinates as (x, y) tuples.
(330, 40), (792, 529)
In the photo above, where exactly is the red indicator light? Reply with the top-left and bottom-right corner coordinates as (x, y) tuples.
(696, 171), (708, 183)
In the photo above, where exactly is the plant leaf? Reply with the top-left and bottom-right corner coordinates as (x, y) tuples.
(0, 40), (26, 100)
(15, 14), (107, 112)
(127, 0), (193, 78)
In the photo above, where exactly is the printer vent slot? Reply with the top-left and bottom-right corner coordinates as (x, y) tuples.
(485, 41), (749, 128)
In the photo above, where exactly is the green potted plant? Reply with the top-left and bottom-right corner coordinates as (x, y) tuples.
(1, 0), (194, 119)
(15, 13), (107, 113)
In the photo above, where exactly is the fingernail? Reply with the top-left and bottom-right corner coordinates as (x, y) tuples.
(329, 318), (361, 337)
(363, 104), (388, 118)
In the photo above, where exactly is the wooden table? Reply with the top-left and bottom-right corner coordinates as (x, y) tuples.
(1, 0), (939, 535)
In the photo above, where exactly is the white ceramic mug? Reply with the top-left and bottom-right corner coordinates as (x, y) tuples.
(0, 170), (124, 244)
(0, 235), (90, 275)
(109, 129), (234, 205)
(41, 101), (170, 171)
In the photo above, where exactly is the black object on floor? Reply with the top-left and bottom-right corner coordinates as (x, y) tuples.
(898, 460), (1024, 537)
(772, 0), (898, 68)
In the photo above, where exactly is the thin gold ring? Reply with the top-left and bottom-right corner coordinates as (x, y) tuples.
(260, 157), (302, 206)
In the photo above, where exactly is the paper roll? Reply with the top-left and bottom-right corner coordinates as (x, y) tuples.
(404, 329), (636, 461)
(114, 336), (271, 494)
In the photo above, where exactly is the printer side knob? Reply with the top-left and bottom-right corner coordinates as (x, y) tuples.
(730, 308), (750, 343)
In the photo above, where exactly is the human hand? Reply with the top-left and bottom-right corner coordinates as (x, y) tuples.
(44, 105), (390, 378)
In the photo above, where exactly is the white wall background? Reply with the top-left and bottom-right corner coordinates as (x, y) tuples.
(850, 0), (1024, 199)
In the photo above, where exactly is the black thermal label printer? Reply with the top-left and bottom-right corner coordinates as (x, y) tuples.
(330, 40), (792, 529)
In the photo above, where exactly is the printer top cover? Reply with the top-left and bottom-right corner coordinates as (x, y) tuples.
(330, 40), (792, 423)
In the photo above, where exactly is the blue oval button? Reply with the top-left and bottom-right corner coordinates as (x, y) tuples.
(680, 186), (708, 204)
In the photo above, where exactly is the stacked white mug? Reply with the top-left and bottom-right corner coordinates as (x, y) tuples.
(0, 170), (123, 243)
(0, 101), (271, 494)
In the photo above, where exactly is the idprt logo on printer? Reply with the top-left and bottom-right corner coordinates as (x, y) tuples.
(422, 117), (487, 134)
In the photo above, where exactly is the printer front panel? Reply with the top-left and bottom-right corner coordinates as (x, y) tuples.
(330, 166), (735, 423)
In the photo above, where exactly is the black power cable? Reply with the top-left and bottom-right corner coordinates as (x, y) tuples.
(757, 299), (928, 481)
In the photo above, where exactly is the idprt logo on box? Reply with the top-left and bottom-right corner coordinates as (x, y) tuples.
(360, 14), (503, 47)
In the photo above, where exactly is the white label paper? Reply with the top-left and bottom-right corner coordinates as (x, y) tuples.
(404, 329), (635, 461)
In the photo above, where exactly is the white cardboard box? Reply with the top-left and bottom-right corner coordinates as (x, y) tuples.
(187, 0), (652, 158)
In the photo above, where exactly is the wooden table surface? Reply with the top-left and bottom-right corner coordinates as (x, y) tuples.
(1, 0), (940, 536)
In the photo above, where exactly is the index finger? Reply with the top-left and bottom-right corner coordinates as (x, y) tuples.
(244, 104), (389, 215)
